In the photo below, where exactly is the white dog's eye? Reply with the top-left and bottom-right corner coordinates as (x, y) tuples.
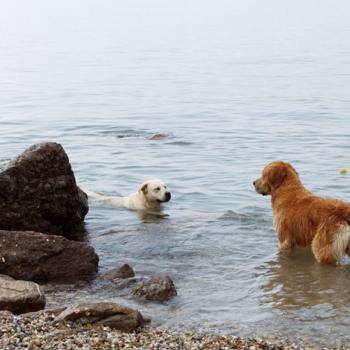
(155, 187), (160, 191)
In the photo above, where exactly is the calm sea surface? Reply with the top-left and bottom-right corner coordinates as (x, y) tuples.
(1, 1), (350, 346)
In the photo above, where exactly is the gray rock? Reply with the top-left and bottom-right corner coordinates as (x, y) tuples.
(0, 275), (46, 314)
(101, 264), (135, 280)
(132, 275), (177, 302)
(0, 230), (98, 282)
(0, 142), (88, 238)
(55, 302), (146, 332)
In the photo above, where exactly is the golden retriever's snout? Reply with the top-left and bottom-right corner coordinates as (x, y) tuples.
(253, 178), (269, 196)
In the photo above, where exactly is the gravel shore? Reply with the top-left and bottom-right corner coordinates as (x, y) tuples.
(0, 310), (347, 350)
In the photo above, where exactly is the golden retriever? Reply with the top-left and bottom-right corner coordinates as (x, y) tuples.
(254, 161), (350, 266)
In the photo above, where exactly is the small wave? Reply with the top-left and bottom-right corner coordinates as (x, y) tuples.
(166, 141), (193, 146)
(116, 131), (172, 140)
(219, 210), (253, 222)
(99, 227), (143, 237)
(116, 131), (146, 139)
(0, 158), (10, 164)
(63, 125), (148, 138)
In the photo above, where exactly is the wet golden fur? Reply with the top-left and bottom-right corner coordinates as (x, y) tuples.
(254, 161), (350, 266)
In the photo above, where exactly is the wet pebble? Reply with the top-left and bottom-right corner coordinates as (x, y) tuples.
(0, 310), (348, 349)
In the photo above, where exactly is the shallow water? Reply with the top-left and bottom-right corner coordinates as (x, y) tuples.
(1, 0), (350, 346)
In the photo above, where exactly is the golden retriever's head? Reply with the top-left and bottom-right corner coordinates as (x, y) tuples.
(139, 179), (171, 203)
(254, 161), (299, 196)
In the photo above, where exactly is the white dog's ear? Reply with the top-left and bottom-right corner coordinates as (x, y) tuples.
(139, 182), (148, 194)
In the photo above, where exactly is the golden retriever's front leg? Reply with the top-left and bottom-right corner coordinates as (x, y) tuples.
(278, 239), (294, 254)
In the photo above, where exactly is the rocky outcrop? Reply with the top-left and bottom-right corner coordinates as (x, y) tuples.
(132, 275), (177, 302)
(101, 264), (135, 281)
(0, 275), (45, 314)
(0, 142), (88, 238)
(54, 302), (146, 332)
(0, 230), (98, 282)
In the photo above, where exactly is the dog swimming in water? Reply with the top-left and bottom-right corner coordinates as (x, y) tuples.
(80, 179), (171, 211)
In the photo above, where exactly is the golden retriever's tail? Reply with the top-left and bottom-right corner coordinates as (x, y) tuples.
(333, 227), (350, 260)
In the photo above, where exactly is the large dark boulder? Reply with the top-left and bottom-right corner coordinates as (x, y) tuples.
(0, 274), (46, 314)
(0, 230), (98, 282)
(0, 142), (88, 237)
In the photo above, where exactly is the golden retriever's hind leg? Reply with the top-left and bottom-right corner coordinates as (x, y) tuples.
(312, 230), (342, 266)
(318, 254), (338, 266)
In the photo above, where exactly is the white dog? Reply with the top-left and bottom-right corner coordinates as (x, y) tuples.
(80, 179), (171, 211)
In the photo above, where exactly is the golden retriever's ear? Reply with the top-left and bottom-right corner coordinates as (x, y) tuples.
(140, 183), (148, 194)
(267, 166), (287, 190)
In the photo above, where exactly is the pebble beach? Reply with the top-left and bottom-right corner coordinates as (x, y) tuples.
(1, 310), (348, 350)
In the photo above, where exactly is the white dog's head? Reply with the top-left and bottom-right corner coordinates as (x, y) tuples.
(138, 179), (171, 204)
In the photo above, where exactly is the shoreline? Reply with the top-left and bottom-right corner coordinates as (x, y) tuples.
(0, 310), (347, 350)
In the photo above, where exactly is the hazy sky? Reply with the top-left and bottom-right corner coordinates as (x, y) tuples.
(1, 1), (350, 52)
(1, 0), (349, 121)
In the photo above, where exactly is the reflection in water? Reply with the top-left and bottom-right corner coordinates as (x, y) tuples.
(137, 210), (170, 223)
(258, 248), (350, 311)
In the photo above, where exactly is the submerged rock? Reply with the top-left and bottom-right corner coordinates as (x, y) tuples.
(101, 264), (135, 280)
(0, 230), (98, 282)
(148, 133), (169, 140)
(0, 142), (88, 238)
(55, 302), (146, 332)
(0, 275), (45, 314)
(132, 275), (177, 302)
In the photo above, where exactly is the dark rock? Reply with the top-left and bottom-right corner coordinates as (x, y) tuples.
(0, 142), (88, 238)
(0, 230), (98, 282)
(0, 275), (46, 314)
(132, 274), (177, 302)
(54, 302), (146, 332)
(101, 264), (135, 280)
